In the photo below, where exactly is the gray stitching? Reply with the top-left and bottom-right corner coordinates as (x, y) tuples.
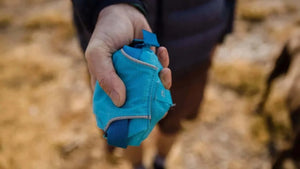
(121, 49), (158, 70)
(148, 73), (156, 121)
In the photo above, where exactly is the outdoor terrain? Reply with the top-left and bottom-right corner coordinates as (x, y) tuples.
(0, 0), (299, 169)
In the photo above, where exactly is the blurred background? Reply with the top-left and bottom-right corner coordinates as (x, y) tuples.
(0, 0), (299, 169)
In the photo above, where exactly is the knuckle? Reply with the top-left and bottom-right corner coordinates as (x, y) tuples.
(98, 76), (106, 88)
(84, 47), (96, 61)
(85, 40), (112, 61)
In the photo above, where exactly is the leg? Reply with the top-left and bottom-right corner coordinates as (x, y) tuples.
(153, 132), (177, 169)
(154, 60), (212, 168)
(124, 146), (144, 169)
(156, 132), (178, 158)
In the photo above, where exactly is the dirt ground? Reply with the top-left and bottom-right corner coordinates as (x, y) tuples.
(0, 0), (299, 169)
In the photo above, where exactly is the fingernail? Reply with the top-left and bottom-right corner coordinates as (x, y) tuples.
(110, 90), (121, 107)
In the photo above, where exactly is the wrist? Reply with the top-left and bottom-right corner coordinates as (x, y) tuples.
(99, 4), (145, 21)
(129, 2), (147, 16)
(98, 4), (149, 32)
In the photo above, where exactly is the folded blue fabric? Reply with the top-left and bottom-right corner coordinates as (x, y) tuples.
(93, 30), (173, 148)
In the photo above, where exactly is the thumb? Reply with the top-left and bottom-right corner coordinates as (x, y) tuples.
(97, 70), (126, 107)
(85, 40), (126, 107)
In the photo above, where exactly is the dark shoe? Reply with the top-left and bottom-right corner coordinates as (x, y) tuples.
(134, 164), (146, 169)
(153, 154), (166, 169)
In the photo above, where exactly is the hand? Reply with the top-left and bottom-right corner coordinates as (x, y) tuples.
(85, 4), (172, 107)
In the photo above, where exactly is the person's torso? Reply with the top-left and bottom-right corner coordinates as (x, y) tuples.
(146, 0), (230, 75)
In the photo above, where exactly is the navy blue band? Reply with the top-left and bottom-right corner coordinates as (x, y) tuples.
(106, 119), (129, 148)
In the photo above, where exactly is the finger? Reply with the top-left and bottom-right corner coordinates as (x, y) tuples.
(150, 46), (156, 53)
(159, 68), (172, 89)
(85, 42), (126, 107)
(157, 46), (169, 68)
(133, 23), (157, 52)
(98, 71), (126, 107)
(90, 75), (97, 92)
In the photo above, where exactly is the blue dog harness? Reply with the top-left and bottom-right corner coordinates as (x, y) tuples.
(93, 30), (173, 148)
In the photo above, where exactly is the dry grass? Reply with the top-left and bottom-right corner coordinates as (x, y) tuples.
(239, 1), (287, 22)
(0, 60), (56, 89)
(0, 0), (299, 168)
(0, 14), (12, 29)
(264, 87), (292, 144)
(251, 115), (270, 145)
(211, 61), (266, 97)
(24, 12), (70, 30)
(211, 60), (292, 148)
(239, 6), (269, 22)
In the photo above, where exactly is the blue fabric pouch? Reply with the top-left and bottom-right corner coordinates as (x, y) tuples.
(93, 30), (173, 148)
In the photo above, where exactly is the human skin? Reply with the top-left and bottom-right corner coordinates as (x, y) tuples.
(85, 4), (172, 107)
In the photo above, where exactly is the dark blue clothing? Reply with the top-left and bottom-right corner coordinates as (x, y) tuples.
(71, 0), (235, 76)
